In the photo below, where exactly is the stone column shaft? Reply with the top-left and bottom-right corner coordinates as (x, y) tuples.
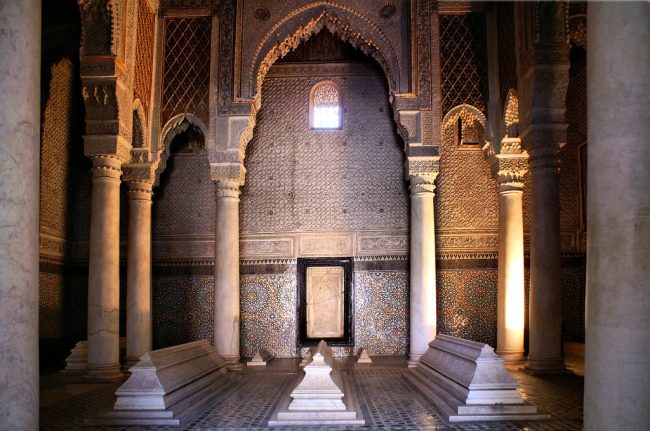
(86, 156), (123, 381)
(0, 0), (41, 428)
(585, 3), (650, 430)
(214, 179), (242, 369)
(409, 175), (437, 366)
(496, 181), (525, 363)
(126, 181), (153, 365)
(524, 142), (566, 374)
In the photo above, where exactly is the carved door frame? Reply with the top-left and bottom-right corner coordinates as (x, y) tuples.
(297, 257), (354, 347)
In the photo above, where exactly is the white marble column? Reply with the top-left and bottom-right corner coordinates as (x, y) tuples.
(585, 3), (650, 430)
(125, 180), (153, 366)
(523, 140), (567, 374)
(496, 172), (526, 363)
(86, 155), (124, 381)
(214, 179), (243, 370)
(408, 174), (438, 367)
(0, 0), (40, 428)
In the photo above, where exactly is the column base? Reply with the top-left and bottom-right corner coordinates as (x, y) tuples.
(496, 350), (526, 365)
(223, 356), (244, 371)
(408, 354), (423, 368)
(83, 363), (125, 382)
(521, 357), (573, 375)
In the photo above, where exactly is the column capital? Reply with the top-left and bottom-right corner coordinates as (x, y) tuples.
(409, 174), (437, 195)
(214, 179), (241, 199)
(483, 138), (529, 190)
(405, 155), (440, 187)
(90, 155), (122, 179)
(210, 162), (245, 187)
(123, 163), (155, 200)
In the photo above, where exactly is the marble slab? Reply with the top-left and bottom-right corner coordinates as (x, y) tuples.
(89, 340), (231, 426)
(405, 334), (550, 422)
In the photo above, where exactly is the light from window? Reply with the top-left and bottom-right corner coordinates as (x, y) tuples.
(312, 83), (340, 129)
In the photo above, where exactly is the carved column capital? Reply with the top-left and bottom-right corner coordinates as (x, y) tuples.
(409, 174), (438, 195)
(214, 179), (241, 199)
(90, 155), (122, 179)
(123, 163), (155, 201)
(483, 138), (529, 191)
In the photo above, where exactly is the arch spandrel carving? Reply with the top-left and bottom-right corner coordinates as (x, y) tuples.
(246, 3), (404, 101)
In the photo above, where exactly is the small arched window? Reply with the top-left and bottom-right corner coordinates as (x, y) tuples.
(310, 81), (341, 129)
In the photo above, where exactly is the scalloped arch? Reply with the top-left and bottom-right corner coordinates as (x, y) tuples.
(248, 2), (401, 101)
(155, 113), (208, 184)
(132, 98), (148, 149)
(442, 104), (489, 136)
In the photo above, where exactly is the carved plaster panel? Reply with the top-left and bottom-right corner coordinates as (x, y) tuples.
(299, 234), (353, 257)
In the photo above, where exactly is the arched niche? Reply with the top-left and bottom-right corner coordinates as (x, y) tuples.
(442, 104), (490, 150)
(156, 113), (208, 185)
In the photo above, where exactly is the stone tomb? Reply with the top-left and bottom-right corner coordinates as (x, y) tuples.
(406, 334), (549, 422)
(89, 340), (232, 426)
(268, 340), (365, 426)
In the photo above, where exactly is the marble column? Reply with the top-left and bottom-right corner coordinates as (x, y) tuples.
(0, 0), (41, 428)
(86, 155), (124, 381)
(125, 180), (153, 366)
(408, 174), (438, 367)
(214, 179), (243, 370)
(523, 139), (567, 374)
(495, 164), (526, 363)
(584, 3), (650, 430)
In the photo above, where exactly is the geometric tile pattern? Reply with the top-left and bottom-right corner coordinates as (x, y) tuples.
(152, 275), (214, 348)
(240, 275), (298, 358)
(437, 269), (498, 348)
(40, 362), (584, 431)
(440, 13), (489, 116)
(162, 17), (211, 125)
(354, 272), (409, 356)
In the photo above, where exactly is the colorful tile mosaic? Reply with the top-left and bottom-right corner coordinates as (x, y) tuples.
(152, 275), (214, 349)
(437, 269), (499, 347)
(354, 271), (409, 356)
(240, 275), (298, 358)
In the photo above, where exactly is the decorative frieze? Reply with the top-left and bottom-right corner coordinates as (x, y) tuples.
(299, 235), (353, 257)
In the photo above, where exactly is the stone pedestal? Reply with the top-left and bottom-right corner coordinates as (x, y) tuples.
(408, 175), (438, 367)
(584, 3), (650, 430)
(86, 156), (124, 381)
(0, 1), (41, 428)
(213, 179), (242, 370)
(125, 181), (153, 367)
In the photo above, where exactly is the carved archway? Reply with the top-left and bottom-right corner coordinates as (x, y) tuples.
(230, 5), (409, 169)
(156, 113), (208, 184)
(248, 4), (402, 101)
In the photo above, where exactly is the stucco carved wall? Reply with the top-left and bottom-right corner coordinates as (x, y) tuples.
(241, 61), (408, 236)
